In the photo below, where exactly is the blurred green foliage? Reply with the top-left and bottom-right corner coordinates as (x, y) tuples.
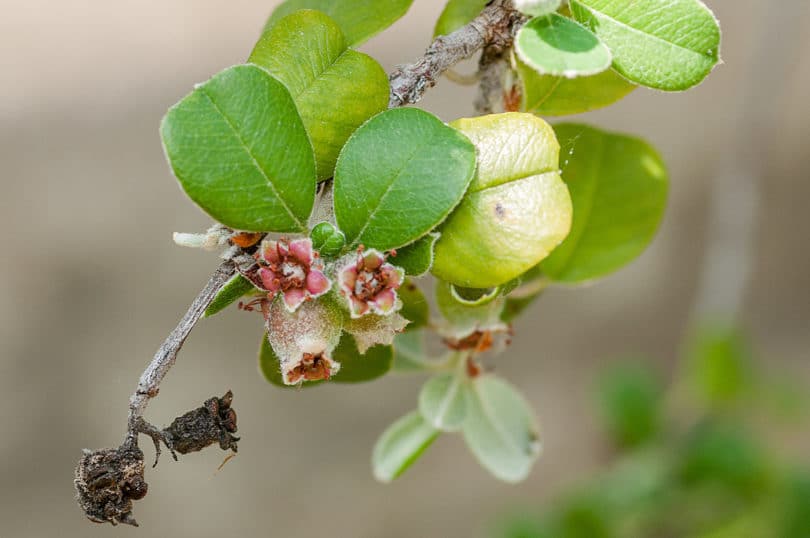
(495, 324), (810, 537)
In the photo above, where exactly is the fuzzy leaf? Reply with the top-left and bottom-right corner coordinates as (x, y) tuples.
(570, 0), (721, 91)
(334, 108), (477, 251)
(462, 375), (542, 482)
(264, 0), (414, 46)
(419, 373), (470, 432)
(540, 123), (668, 283)
(516, 13), (611, 78)
(393, 232), (440, 276)
(205, 275), (257, 317)
(434, 0), (488, 37)
(431, 113), (572, 288)
(250, 10), (389, 180)
(373, 411), (439, 482)
(516, 55), (635, 116)
(436, 281), (505, 338)
(161, 65), (315, 232)
(392, 331), (429, 372)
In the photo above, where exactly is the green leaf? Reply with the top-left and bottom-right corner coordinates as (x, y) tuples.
(515, 0), (562, 17)
(449, 284), (501, 306)
(392, 331), (429, 372)
(309, 221), (346, 258)
(259, 332), (392, 387)
(419, 372), (470, 431)
(334, 335), (394, 383)
(264, 0), (414, 47)
(204, 275), (257, 318)
(516, 13), (611, 78)
(570, 0), (721, 91)
(431, 113), (572, 288)
(250, 10), (389, 180)
(462, 375), (541, 482)
(161, 64), (316, 232)
(393, 232), (439, 276)
(334, 108), (477, 251)
(597, 363), (663, 448)
(434, 0), (487, 37)
(436, 281), (505, 338)
(398, 279), (429, 331)
(372, 411), (439, 482)
(516, 56), (635, 116)
(540, 123), (668, 283)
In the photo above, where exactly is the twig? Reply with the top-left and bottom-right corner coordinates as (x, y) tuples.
(388, 0), (524, 108)
(126, 260), (236, 441)
(474, 46), (508, 115)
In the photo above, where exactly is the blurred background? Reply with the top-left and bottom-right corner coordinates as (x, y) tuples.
(1, 1), (808, 536)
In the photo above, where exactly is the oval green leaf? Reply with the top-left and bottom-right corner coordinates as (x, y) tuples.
(161, 65), (316, 232)
(398, 279), (429, 331)
(431, 113), (572, 288)
(462, 375), (542, 483)
(539, 123), (668, 283)
(516, 13), (611, 78)
(334, 108), (477, 251)
(434, 0), (488, 37)
(205, 274), (257, 318)
(393, 232), (439, 276)
(250, 10), (389, 180)
(516, 55), (635, 116)
(419, 373), (470, 432)
(570, 0), (721, 91)
(514, 0), (562, 17)
(264, 0), (414, 47)
(259, 332), (392, 388)
(372, 411), (439, 482)
(436, 281), (505, 338)
(392, 331), (428, 372)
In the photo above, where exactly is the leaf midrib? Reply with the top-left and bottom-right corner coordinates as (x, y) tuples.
(574, 0), (713, 58)
(199, 87), (306, 232)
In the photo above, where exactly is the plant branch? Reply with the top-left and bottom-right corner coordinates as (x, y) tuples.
(388, 0), (524, 108)
(126, 259), (236, 441)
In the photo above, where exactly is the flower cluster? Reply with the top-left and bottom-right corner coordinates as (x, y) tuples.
(247, 239), (408, 385)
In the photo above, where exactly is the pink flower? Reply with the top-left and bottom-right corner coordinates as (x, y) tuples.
(254, 238), (331, 312)
(338, 249), (404, 318)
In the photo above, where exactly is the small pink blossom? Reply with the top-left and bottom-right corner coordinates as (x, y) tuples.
(338, 248), (404, 318)
(253, 238), (331, 312)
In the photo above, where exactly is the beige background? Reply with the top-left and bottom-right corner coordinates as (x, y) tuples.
(1, 1), (808, 537)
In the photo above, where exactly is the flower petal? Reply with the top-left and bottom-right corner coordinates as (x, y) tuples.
(289, 238), (313, 266)
(362, 249), (384, 270)
(282, 288), (307, 312)
(260, 240), (281, 264)
(338, 265), (358, 292)
(348, 296), (370, 318)
(258, 268), (281, 292)
(370, 288), (398, 314)
(306, 270), (331, 296)
(380, 264), (404, 288)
